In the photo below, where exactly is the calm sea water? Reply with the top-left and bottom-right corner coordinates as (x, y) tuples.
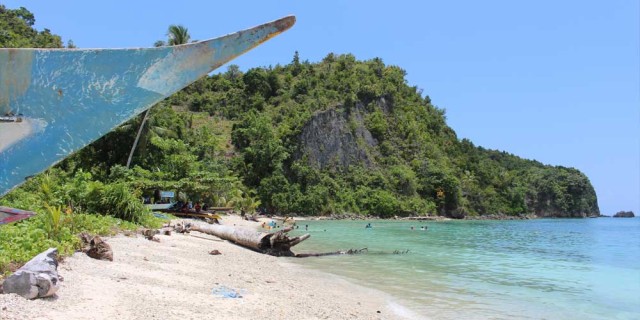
(286, 218), (640, 319)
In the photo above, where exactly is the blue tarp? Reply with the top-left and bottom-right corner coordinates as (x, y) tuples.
(211, 285), (244, 298)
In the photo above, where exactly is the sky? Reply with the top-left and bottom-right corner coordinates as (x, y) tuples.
(3, 1), (639, 216)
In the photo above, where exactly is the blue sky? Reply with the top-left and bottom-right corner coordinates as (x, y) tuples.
(4, 1), (639, 215)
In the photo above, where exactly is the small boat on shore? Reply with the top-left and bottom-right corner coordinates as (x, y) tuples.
(147, 202), (232, 220)
(0, 115), (22, 123)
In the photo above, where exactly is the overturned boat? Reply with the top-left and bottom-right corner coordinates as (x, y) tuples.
(0, 114), (23, 123)
(0, 16), (295, 196)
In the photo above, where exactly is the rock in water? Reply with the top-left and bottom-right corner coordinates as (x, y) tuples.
(87, 236), (113, 261)
(2, 248), (60, 299)
(613, 211), (635, 218)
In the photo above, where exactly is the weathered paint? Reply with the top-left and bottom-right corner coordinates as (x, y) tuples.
(0, 16), (295, 196)
(0, 49), (34, 111)
(0, 206), (35, 225)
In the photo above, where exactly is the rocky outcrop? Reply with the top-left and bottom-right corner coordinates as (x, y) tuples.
(2, 248), (60, 299)
(613, 211), (635, 218)
(80, 233), (114, 261)
(296, 104), (378, 170)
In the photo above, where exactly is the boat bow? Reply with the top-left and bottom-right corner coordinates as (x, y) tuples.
(0, 16), (295, 196)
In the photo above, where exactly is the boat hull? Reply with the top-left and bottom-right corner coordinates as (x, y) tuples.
(0, 206), (35, 225)
(0, 16), (295, 196)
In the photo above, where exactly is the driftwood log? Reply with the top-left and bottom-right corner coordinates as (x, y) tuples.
(178, 222), (376, 258)
(295, 248), (368, 257)
(179, 222), (310, 257)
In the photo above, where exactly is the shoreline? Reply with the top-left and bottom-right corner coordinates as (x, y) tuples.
(0, 215), (420, 320)
(270, 212), (605, 222)
(0, 119), (33, 152)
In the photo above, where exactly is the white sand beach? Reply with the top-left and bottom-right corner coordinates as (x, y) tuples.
(0, 215), (414, 320)
(0, 120), (33, 152)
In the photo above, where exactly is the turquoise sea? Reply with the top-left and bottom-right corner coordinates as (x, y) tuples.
(287, 218), (640, 319)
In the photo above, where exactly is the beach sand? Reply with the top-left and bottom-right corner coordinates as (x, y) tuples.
(0, 215), (415, 320)
(0, 120), (33, 152)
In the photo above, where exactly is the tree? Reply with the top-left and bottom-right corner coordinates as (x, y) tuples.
(231, 112), (288, 187)
(167, 25), (190, 46)
(0, 5), (63, 48)
(224, 64), (242, 81)
(124, 107), (177, 168)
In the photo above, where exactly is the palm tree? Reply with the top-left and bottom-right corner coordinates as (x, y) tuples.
(240, 196), (261, 217)
(126, 25), (191, 168)
(167, 25), (190, 46)
(227, 188), (261, 217)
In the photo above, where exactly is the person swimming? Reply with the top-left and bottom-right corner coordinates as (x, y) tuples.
(365, 223), (372, 229)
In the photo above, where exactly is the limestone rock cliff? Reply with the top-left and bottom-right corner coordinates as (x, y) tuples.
(296, 104), (378, 170)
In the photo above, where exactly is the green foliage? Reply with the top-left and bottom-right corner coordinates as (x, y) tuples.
(97, 183), (149, 223)
(167, 25), (190, 46)
(187, 52), (596, 218)
(0, 167), (163, 274)
(0, 211), (145, 275)
(232, 111), (289, 187)
(365, 109), (388, 141)
(43, 204), (63, 240)
(0, 5), (65, 48)
(389, 165), (418, 196)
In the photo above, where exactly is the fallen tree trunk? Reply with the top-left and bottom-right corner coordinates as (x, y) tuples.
(179, 222), (372, 258)
(182, 222), (311, 257)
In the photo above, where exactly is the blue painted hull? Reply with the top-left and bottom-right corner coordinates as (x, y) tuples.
(0, 16), (295, 196)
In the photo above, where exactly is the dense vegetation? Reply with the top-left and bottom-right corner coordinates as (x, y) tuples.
(171, 52), (599, 218)
(45, 52), (600, 219)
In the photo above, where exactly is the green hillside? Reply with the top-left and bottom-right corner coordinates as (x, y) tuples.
(171, 53), (599, 218)
(66, 52), (598, 218)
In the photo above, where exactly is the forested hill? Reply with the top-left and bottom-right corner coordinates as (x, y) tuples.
(163, 53), (599, 218)
(1, 6), (599, 218)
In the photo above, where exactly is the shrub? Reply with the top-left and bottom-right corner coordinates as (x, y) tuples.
(98, 183), (150, 223)
(0, 210), (161, 275)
